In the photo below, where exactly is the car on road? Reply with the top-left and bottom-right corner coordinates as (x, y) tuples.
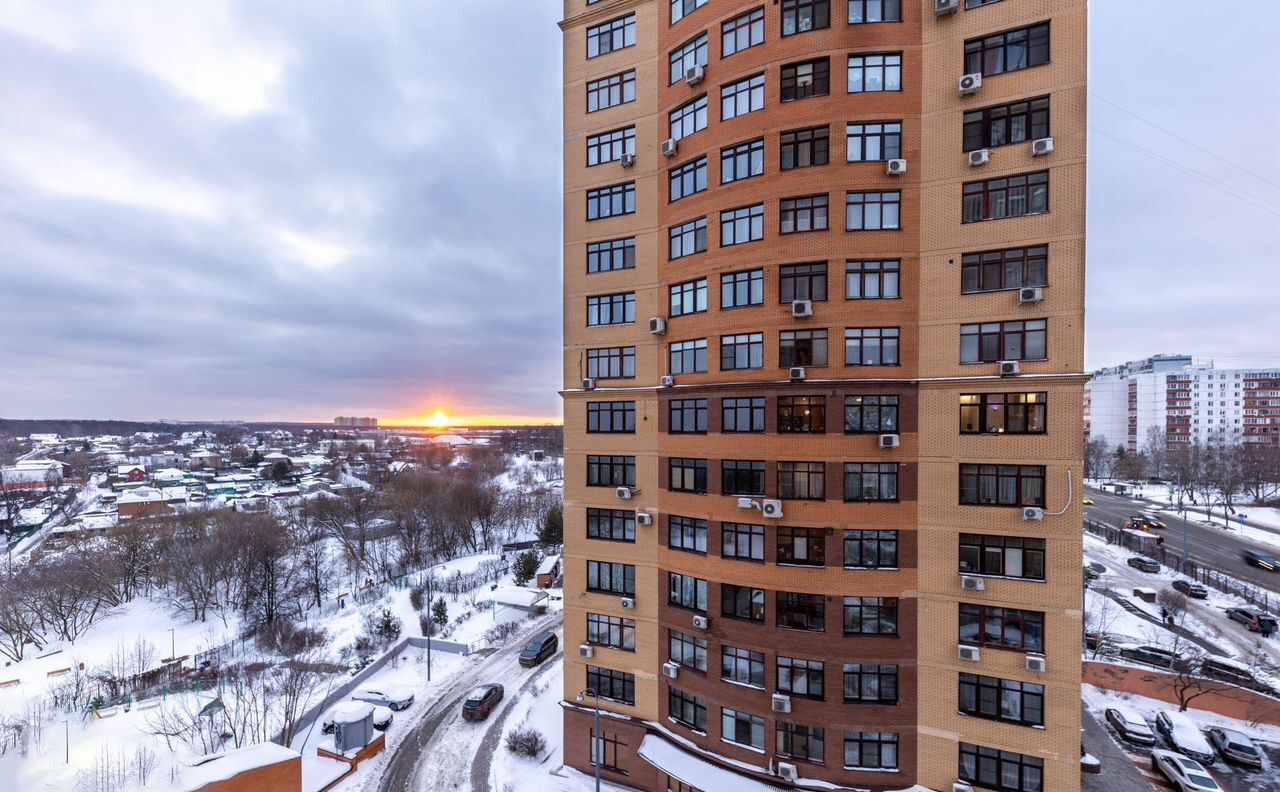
(461, 683), (504, 721)
(1127, 556), (1161, 573)
(1150, 749), (1221, 791)
(1085, 561), (1107, 575)
(1127, 514), (1167, 530)
(518, 631), (559, 668)
(1171, 579), (1208, 599)
(1104, 705), (1155, 746)
(1224, 607), (1279, 634)
(322, 704), (392, 734)
(1205, 726), (1263, 768)
(1082, 497), (1094, 505)
(1242, 549), (1279, 572)
(1118, 644), (1178, 669)
(1155, 710), (1216, 765)
(351, 685), (415, 711)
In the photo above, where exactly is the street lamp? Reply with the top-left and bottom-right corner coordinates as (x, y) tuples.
(576, 688), (601, 792)
(63, 718), (69, 764)
(426, 565), (445, 682)
(168, 628), (175, 662)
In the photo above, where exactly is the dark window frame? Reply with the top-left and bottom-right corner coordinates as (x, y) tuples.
(960, 392), (1047, 434)
(669, 572), (709, 612)
(587, 664), (636, 705)
(777, 526), (827, 568)
(721, 73), (766, 120)
(587, 70), (637, 113)
(721, 268), (764, 309)
(720, 332), (765, 371)
(781, 58), (830, 102)
(587, 612), (636, 650)
(844, 731), (899, 770)
(847, 53), (902, 93)
(586, 292), (636, 327)
(670, 277), (709, 317)
(846, 121), (902, 162)
(668, 687), (707, 731)
(587, 238), (636, 274)
(669, 94), (709, 141)
(962, 171), (1049, 223)
(842, 596), (898, 635)
(722, 522), (765, 561)
(779, 195), (830, 234)
(587, 560), (635, 595)
(848, 0), (901, 24)
(777, 656), (825, 700)
(843, 663), (898, 704)
(721, 7), (765, 57)
(587, 346), (636, 380)
(587, 15), (637, 59)
(777, 461), (825, 500)
(669, 515), (709, 554)
(722, 397), (766, 432)
(721, 138), (765, 184)
(843, 530), (899, 569)
(669, 628), (708, 672)
(780, 126), (829, 170)
(958, 673), (1045, 727)
(845, 190), (901, 231)
(844, 394), (899, 433)
(959, 319), (1047, 363)
(961, 246), (1048, 293)
(721, 460), (766, 497)
(669, 458), (708, 494)
(959, 464), (1046, 507)
(669, 217), (708, 260)
(781, 0), (830, 37)
(959, 603), (1045, 653)
(669, 33), (709, 85)
(777, 591), (826, 631)
(963, 96), (1050, 152)
(844, 327), (901, 366)
(779, 329), (828, 368)
(669, 338), (708, 375)
(721, 584), (766, 623)
(843, 462), (899, 502)
(721, 644), (766, 687)
(720, 204), (765, 246)
(587, 126), (637, 167)
(587, 401), (636, 433)
(959, 534), (1046, 580)
(668, 156), (708, 203)
(964, 22), (1051, 78)
(959, 743), (1044, 792)
(586, 507), (636, 542)
(778, 395), (827, 434)
(587, 455), (636, 487)
(669, 398), (708, 434)
(779, 262), (828, 302)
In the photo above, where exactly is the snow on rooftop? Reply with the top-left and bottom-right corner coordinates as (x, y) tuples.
(118, 486), (164, 503)
(536, 554), (560, 575)
(638, 733), (785, 792)
(329, 700), (373, 724)
(179, 742), (299, 791)
(489, 586), (548, 608)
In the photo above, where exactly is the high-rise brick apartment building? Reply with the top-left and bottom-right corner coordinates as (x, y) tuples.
(560, 1), (1086, 790)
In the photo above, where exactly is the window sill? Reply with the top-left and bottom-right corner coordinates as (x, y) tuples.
(777, 562), (826, 569)
(720, 738), (766, 754)
(843, 766), (900, 773)
(666, 717), (706, 736)
(721, 678), (765, 692)
(842, 699), (899, 706)
(843, 566), (900, 572)
(959, 571), (1046, 584)
(958, 711), (1046, 730)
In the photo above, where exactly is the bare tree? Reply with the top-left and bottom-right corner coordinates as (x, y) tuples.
(1239, 444), (1280, 504)
(1084, 437), (1111, 480)
(1143, 426), (1171, 481)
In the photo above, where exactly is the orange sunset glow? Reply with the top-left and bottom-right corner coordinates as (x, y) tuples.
(386, 411), (562, 428)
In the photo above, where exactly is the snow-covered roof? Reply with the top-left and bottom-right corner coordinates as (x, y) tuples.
(638, 734), (785, 792)
(430, 434), (470, 447)
(536, 555), (561, 575)
(329, 700), (373, 724)
(153, 468), (186, 481)
(180, 743), (299, 791)
(118, 487), (164, 504)
(492, 586), (549, 608)
(116, 464), (146, 475)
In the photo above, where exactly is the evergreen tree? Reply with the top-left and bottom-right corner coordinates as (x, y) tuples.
(538, 505), (563, 546)
(431, 597), (448, 628)
(512, 551), (539, 586)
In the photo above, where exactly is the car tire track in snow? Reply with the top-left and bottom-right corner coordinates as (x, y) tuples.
(469, 648), (562, 792)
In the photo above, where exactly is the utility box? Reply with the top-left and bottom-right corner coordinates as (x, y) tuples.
(331, 701), (374, 754)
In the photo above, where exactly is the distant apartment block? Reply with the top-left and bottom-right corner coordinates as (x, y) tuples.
(334, 416), (379, 428)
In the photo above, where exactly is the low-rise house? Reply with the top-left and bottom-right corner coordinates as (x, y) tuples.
(117, 487), (170, 520)
(535, 554), (562, 589)
(0, 460), (64, 491)
(116, 464), (147, 483)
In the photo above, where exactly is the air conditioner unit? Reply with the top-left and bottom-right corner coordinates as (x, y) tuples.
(692, 615), (709, 630)
(662, 138), (679, 158)
(999, 360), (1021, 377)
(791, 299), (813, 318)
(684, 64), (704, 86)
(661, 375), (676, 388)
(580, 644), (594, 658)
(761, 499), (783, 519)
(770, 694), (792, 714)
(777, 762), (799, 781)
(968, 148), (990, 167)
(620, 597), (635, 610)
(1031, 137), (1055, 156)
(886, 158), (908, 176)
(958, 72), (983, 96)
(615, 486), (633, 500)
(649, 317), (667, 335)
(620, 152), (636, 168)
(1019, 287), (1044, 304)
(582, 378), (596, 391)
(636, 511), (653, 526)
(789, 366), (806, 381)
(1026, 656), (1047, 673)
(878, 433), (900, 449)
(958, 645), (981, 662)
(662, 661), (680, 678)
(935, 0), (960, 15)
(961, 575), (986, 592)
(1022, 506), (1045, 521)
(737, 497), (756, 509)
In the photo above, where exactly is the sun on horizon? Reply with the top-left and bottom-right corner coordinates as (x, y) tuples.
(426, 410), (451, 428)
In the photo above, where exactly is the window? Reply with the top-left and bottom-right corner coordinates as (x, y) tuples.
(669, 398), (708, 433)
(721, 138), (764, 184)
(777, 656), (825, 699)
(587, 15), (636, 58)
(587, 293), (635, 326)
(964, 97), (1049, 151)
(587, 561), (635, 595)
(721, 645), (765, 686)
(782, 0), (829, 35)
(721, 269), (764, 309)
(721, 460), (766, 496)
(847, 54), (902, 93)
(844, 327), (900, 365)
(777, 723), (825, 764)
(587, 401), (636, 433)
(779, 126), (829, 170)
(844, 530), (898, 568)
(960, 320), (1046, 363)
(587, 346), (635, 379)
(587, 665), (635, 705)
(669, 95), (708, 140)
(959, 604), (1044, 652)
(722, 8), (765, 57)
(670, 0), (707, 25)
(779, 331), (828, 368)
(966, 0), (1003, 7)
(961, 246), (1047, 292)
(670, 338), (708, 374)
(669, 34), (709, 85)
(959, 673), (1044, 727)
(778, 396), (826, 433)
(670, 278), (708, 316)
(721, 584), (765, 622)
(587, 508), (635, 542)
(844, 732), (898, 770)
(964, 22), (1050, 77)
(586, 182), (636, 221)
(846, 122), (901, 161)
(845, 260), (900, 299)
(843, 664), (898, 703)
(720, 333), (764, 370)
(722, 397), (765, 432)
(587, 238), (635, 273)
(844, 395), (898, 432)
(959, 534), (1045, 580)
(669, 515), (708, 553)
(781, 58), (829, 101)
(669, 629), (708, 672)
(668, 688), (707, 731)
(960, 744), (1044, 792)
(778, 462), (825, 500)
(849, 0), (901, 23)
(669, 573), (708, 612)
(846, 191), (901, 230)
(587, 455), (636, 487)
(669, 217), (708, 260)
(587, 127), (636, 166)
(669, 157), (708, 203)
(777, 591), (825, 631)
(779, 196), (829, 234)
(590, 729), (627, 772)
(843, 596), (897, 635)
(720, 204), (764, 246)
(722, 708), (766, 750)
(963, 172), (1048, 222)
(721, 74), (765, 120)
(777, 527), (826, 567)
(587, 613), (635, 650)
(669, 458), (707, 494)
(843, 463), (898, 501)
(722, 522), (765, 560)
(960, 392), (1047, 434)
(959, 464), (1046, 507)
(587, 70), (636, 113)
(779, 262), (828, 302)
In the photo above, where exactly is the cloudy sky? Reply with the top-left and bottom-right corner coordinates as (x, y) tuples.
(1, 2), (1277, 424)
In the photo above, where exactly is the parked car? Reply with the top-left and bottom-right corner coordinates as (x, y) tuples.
(518, 632), (559, 668)
(351, 685), (415, 711)
(1225, 607), (1279, 634)
(1155, 710), (1216, 765)
(461, 683), (504, 721)
(1199, 656), (1272, 694)
(1118, 644), (1178, 669)
(1086, 632), (1140, 654)
(1104, 705), (1155, 746)
(1150, 749), (1221, 791)
(1242, 549), (1279, 572)
(1127, 556), (1161, 573)
(1205, 726), (1263, 768)
(1171, 579), (1209, 599)
(1085, 562), (1107, 576)
(1127, 514), (1167, 530)
(321, 704), (392, 734)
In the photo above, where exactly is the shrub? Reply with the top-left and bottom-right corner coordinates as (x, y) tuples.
(257, 621), (327, 656)
(409, 586), (426, 612)
(483, 622), (520, 644)
(505, 726), (547, 758)
(418, 613), (434, 638)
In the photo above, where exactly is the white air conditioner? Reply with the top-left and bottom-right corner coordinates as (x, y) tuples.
(649, 317), (666, 335)
(771, 694), (792, 714)
(615, 486), (633, 500)
(958, 645), (981, 662)
(789, 366), (806, 381)
(999, 360), (1021, 377)
(777, 762), (799, 781)
(620, 152), (636, 168)
(580, 644), (594, 658)
(662, 661), (680, 678)
(737, 497), (756, 509)
(684, 64), (704, 86)
(662, 138), (679, 158)
(636, 511), (653, 526)
(958, 72), (983, 96)
(961, 575), (986, 592)
(1026, 656), (1047, 673)
(935, 0), (960, 15)
(1031, 137), (1055, 156)
(791, 299), (813, 318)
(692, 615), (709, 630)
(1019, 287), (1044, 304)
(661, 375), (676, 388)
(582, 378), (596, 391)
(886, 158), (908, 176)
(878, 433), (900, 449)
(968, 148), (990, 167)
(1022, 506), (1045, 521)
(620, 597), (635, 610)
(761, 499), (783, 519)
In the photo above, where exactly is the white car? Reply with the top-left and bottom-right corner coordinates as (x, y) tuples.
(351, 685), (415, 711)
(1154, 710), (1215, 765)
(1151, 749), (1220, 791)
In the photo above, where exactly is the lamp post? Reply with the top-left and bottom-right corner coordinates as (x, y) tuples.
(426, 565), (445, 682)
(168, 628), (175, 662)
(576, 688), (601, 792)
(63, 718), (69, 764)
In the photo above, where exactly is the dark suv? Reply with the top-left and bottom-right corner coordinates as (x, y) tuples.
(461, 684), (504, 721)
(1171, 579), (1208, 599)
(519, 632), (559, 668)
(1225, 607), (1279, 634)
(1243, 549), (1279, 572)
